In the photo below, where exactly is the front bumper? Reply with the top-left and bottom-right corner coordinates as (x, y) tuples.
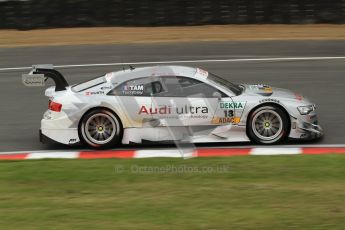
(289, 114), (323, 140)
(299, 122), (323, 139)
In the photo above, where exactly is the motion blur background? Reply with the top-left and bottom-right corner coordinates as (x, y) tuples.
(1, 0), (345, 29)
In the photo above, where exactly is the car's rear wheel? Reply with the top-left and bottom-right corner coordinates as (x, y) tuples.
(248, 105), (288, 144)
(79, 109), (122, 148)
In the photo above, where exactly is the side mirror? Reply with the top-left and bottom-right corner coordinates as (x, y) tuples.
(212, 91), (222, 101)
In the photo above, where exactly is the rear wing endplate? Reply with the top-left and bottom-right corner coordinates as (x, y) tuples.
(22, 64), (69, 91)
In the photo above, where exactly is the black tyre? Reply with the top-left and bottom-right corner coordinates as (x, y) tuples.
(79, 109), (122, 148)
(248, 105), (289, 144)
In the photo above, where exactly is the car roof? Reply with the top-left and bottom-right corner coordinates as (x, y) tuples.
(106, 65), (198, 83)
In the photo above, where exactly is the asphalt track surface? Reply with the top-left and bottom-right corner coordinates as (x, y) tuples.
(0, 40), (344, 152)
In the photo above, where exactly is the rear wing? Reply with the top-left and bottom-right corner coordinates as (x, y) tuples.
(22, 64), (69, 91)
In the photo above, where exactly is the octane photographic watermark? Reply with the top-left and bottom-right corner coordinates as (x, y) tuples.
(114, 164), (231, 174)
(114, 74), (227, 159)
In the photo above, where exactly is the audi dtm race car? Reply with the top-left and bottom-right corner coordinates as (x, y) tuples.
(23, 65), (323, 148)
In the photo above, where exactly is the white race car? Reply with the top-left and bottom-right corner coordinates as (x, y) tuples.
(24, 64), (323, 148)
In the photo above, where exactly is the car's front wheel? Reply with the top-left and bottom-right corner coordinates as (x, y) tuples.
(79, 109), (122, 148)
(248, 105), (289, 144)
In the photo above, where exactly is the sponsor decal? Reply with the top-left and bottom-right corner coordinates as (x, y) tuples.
(22, 74), (45, 87)
(138, 105), (208, 115)
(212, 108), (240, 124)
(105, 72), (114, 81)
(249, 84), (271, 90)
(101, 86), (112, 90)
(220, 102), (246, 109)
(211, 116), (241, 124)
(217, 103), (245, 124)
(249, 84), (273, 95)
(121, 84), (144, 95)
(69, 138), (77, 144)
(85, 91), (105, 96)
(123, 85), (144, 91)
(259, 98), (280, 104)
(196, 68), (208, 77)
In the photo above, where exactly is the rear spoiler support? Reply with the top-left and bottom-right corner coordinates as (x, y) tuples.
(23, 64), (69, 91)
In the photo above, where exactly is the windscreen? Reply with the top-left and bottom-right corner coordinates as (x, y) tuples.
(207, 73), (242, 95)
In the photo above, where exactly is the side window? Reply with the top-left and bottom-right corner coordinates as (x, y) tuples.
(177, 76), (202, 88)
(153, 76), (226, 98)
(108, 77), (153, 96)
(152, 81), (165, 94)
(154, 76), (182, 97)
(180, 77), (225, 97)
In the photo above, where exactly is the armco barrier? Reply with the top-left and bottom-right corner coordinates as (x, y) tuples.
(0, 0), (344, 29)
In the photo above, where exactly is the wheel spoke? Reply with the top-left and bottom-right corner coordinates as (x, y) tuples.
(255, 122), (263, 127)
(271, 117), (278, 123)
(271, 126), (279, 132)
(90, 132), (97, 138)
(267, 129), (273, 136)
(89, 129), (97, 135)
(265, 113), (269, 120)
(259, 128), (265, 135)
(105, 129), (111, 135)
(103, 131), (110, 139)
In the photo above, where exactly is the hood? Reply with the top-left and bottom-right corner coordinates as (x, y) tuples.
(243, 84), (306, 102)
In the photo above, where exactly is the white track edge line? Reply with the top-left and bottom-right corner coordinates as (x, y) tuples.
(25, 151), (79, 159)
(1, 56), (345, 71)
(250, 147), (302, 155)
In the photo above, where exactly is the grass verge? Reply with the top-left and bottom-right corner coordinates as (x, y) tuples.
(0, 155), (344, 229)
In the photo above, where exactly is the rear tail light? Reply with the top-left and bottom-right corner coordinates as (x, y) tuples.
(48, 100), (62, 112)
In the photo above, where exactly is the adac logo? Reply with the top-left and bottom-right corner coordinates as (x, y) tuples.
(212, 116), (241, 124)
(220, 102), (246, 109)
